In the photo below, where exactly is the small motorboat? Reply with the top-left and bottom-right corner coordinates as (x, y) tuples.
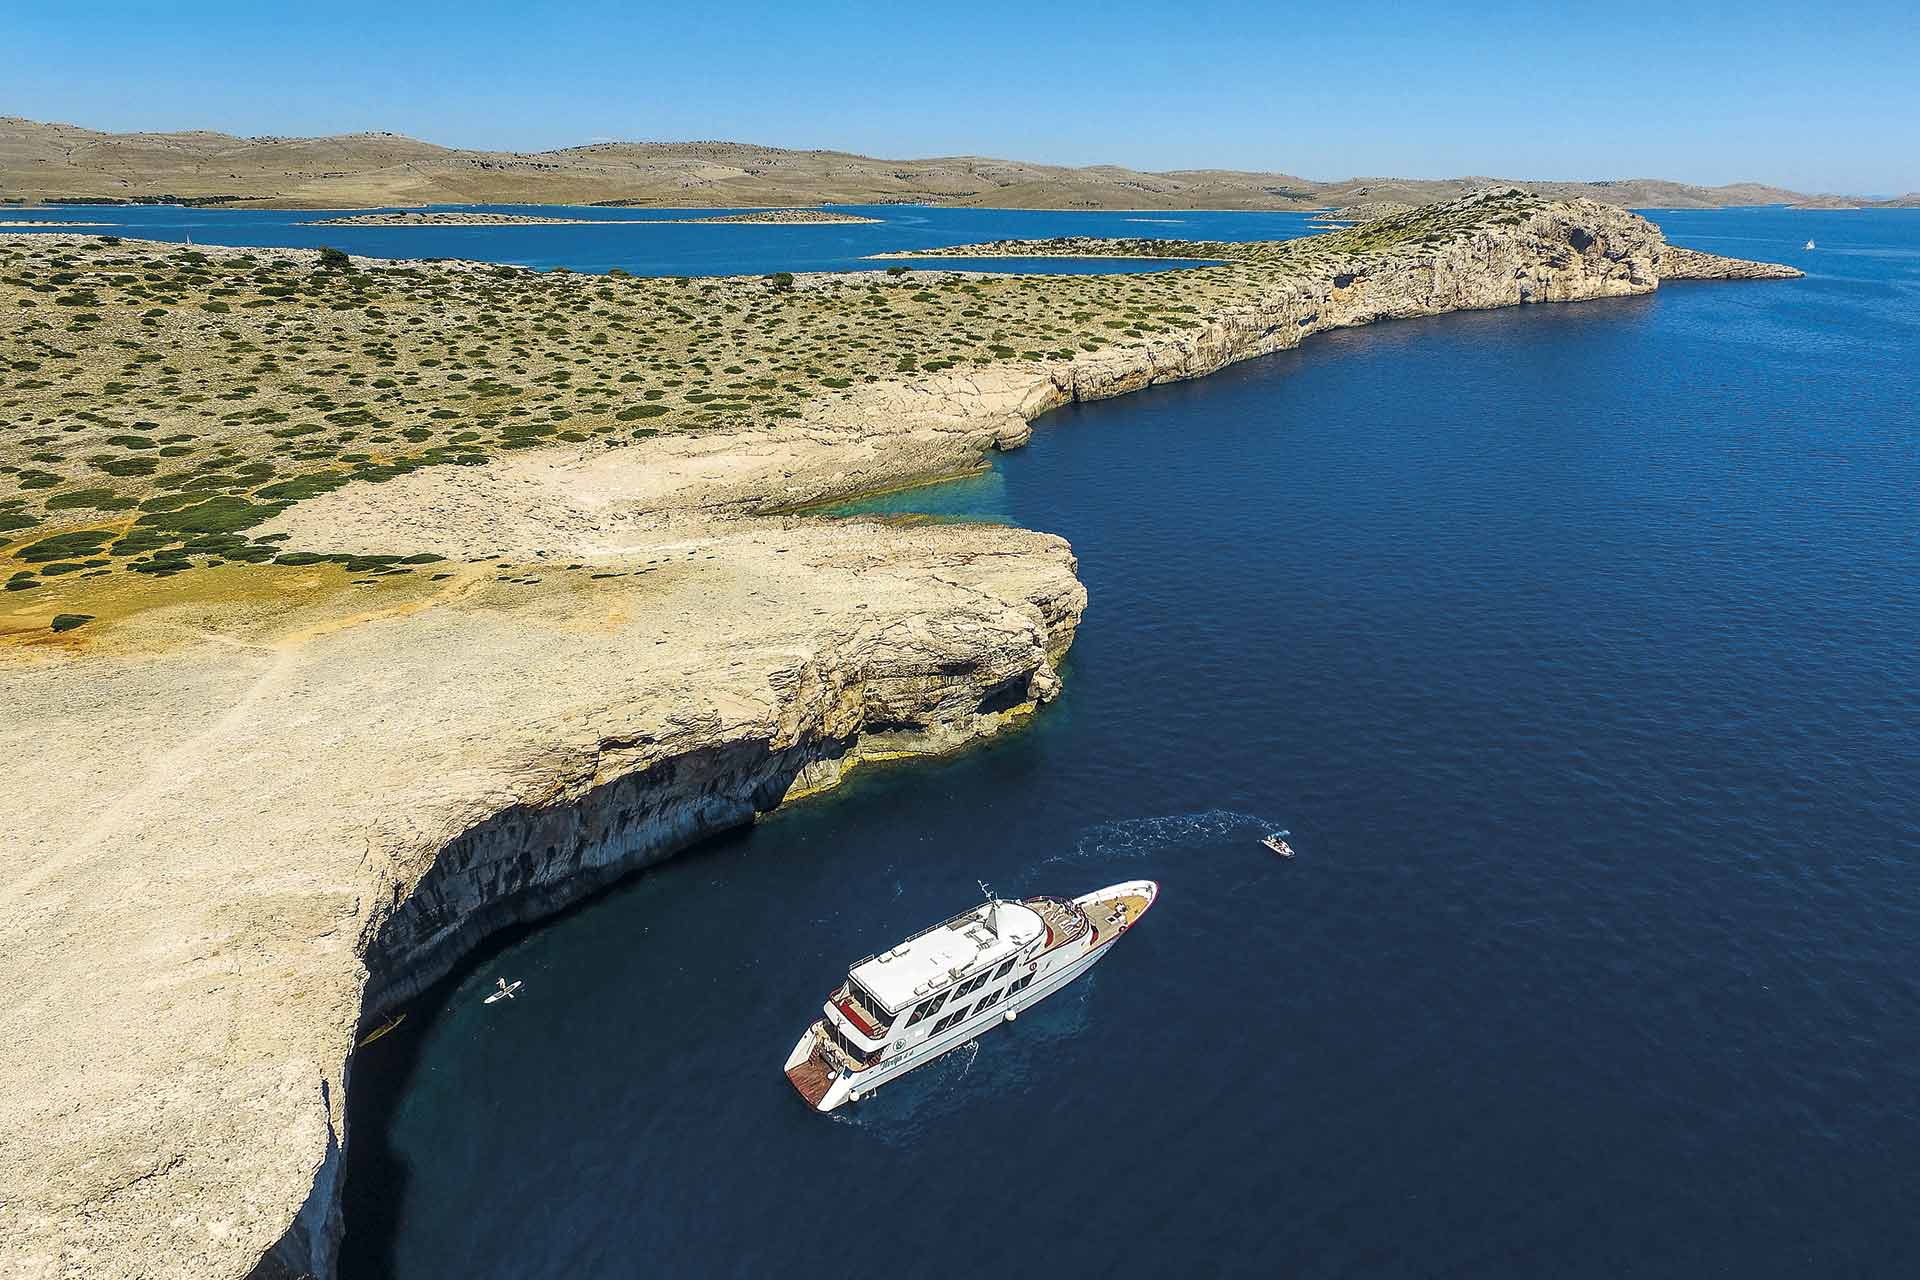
(484, 978), (522, 1004)
(1805, 240), (1816, 250)
(1262, 831), (1295, 858)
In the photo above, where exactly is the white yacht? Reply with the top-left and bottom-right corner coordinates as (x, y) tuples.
(784, 881), (1158, 1111)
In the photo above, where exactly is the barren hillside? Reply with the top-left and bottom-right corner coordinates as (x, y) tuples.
(0, 115), (1835, 211)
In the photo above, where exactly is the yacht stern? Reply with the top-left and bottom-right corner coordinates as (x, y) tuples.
(784, 1029), (856, 1111)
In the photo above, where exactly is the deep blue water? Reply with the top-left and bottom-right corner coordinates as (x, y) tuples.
(325, 208), (1920, 1277)
(4, 202), (1308, 274)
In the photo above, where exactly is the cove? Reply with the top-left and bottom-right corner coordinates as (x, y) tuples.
(342, 209), (1919, 1277)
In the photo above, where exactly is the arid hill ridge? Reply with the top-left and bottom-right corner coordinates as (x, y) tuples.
(0, 114), (1887, 211)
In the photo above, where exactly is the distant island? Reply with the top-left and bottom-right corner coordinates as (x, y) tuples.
(304, 210), (642, 227)
(302, 207), (882, 227)
(1, 114), (1901, 212)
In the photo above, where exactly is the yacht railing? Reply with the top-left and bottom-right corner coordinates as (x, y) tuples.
(831, 983), (895, 1038)
(813, 1021), (875, 1073)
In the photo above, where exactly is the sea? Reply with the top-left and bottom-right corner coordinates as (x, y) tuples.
(30, 202), (1912, 1277)
(3, 202), (1297, 274)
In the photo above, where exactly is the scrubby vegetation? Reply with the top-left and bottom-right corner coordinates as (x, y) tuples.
(0, 189), (1551, 590)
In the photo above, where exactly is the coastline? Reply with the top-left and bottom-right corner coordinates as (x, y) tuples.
(865, 249), (1231, 262)
(0, 193), (1801, 1280)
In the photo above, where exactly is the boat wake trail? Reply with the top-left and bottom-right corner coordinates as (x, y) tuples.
(1039, 809), (1277, 870)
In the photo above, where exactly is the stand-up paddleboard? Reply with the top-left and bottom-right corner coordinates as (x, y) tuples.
(357, 1012), (407, 1048)
(484, 979), (522, 1004)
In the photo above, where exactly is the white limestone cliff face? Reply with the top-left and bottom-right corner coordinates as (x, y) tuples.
(1, 518), (1082, 1280)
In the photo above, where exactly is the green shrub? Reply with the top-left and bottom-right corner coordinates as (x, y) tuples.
(316, 246), (351, 269)
(45, 488), (138, 512)
(254, 472), (352, 502)
(89, 454), (157, 477)
(135, 495), (281, 536)
(17, 530), (115, 562)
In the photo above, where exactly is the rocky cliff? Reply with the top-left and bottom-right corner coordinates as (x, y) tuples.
(1, 516), (1083, 1280)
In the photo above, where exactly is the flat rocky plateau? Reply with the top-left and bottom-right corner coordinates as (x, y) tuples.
(0, 191), (1799, 1279)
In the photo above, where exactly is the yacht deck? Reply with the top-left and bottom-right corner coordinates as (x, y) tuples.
(1085, 888), (1154, 946)
(1025, 896), (1089, 952)
(786, 1041), (835, 1108)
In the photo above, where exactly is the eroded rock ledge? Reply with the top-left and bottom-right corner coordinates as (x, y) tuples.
(0, 192), (1798, 1280)
(1658, 245), (1807, 280)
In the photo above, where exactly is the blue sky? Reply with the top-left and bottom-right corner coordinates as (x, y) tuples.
(4, 0), (1915, 194)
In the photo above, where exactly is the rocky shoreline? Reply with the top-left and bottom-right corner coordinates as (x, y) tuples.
(1656, 245), (1807, 280)
(866, 234), (1224, 261)
(666, 208), (881, 224)
(0, 193), (1800, 1280)
(1309, 200), (1418, 226)
(301, 210), (634, 227)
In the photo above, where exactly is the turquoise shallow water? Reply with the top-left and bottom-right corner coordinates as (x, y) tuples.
(315, 207), (1920, 1277)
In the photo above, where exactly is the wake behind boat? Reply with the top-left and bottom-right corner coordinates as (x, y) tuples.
(784, 881), (1158, 1111)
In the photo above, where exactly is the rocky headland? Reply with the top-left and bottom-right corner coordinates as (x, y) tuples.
(1657, 245), (1808, 280)
(0, 189), (1799, 1279)
(1309, 200), (1418, 225)
(866, 235), (1228, 262)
